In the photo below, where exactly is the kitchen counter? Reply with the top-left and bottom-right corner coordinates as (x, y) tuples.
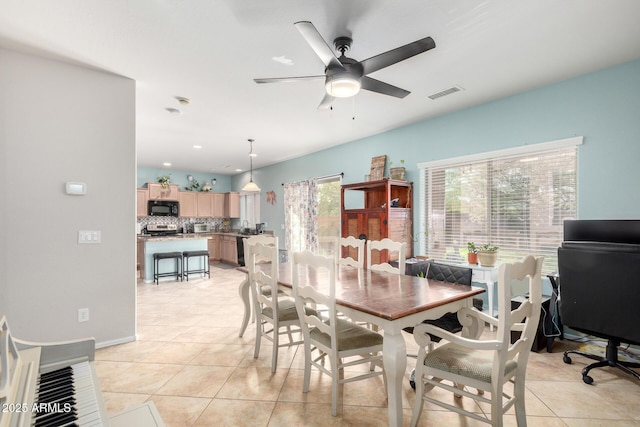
(137, 231), (269, 241)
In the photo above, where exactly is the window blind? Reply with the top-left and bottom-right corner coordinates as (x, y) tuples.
(420, 139), (581, 274)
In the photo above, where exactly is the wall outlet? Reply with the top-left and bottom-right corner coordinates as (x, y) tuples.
(78, 308), (89, 322)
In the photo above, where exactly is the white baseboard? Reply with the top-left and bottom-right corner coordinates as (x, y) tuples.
(96, 335), (136, 349)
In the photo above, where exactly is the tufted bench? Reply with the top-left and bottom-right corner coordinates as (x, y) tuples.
(182, 250), (210, 281)
(153, 252), (183, 284)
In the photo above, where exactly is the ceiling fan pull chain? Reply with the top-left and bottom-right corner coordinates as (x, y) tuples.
(352, 96), (356, 121)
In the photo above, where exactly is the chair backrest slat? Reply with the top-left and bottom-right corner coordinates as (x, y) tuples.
(367, 238), (406, 274)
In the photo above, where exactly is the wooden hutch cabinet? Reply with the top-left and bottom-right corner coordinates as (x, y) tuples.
(341, 178), (413, 266)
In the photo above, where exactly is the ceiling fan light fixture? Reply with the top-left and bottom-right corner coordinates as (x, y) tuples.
(325, 76), (361, 98)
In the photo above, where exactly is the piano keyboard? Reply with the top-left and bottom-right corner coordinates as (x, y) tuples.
(2, 316), (164, 427)
(34, 362), (103, 427)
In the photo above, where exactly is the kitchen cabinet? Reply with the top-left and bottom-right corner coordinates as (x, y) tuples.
(341, 178), (413, 267)
(137, 188), (149, 217)
(212, 193), (225, 218)
(148, 183), (179, 201)
(136, 238), (145, 278)
(208, 235), (221, 261)
(179, 191), (197, 217)
(196, 192), (213, 217)
(220, 235), (238, 264)
(225, 192), (240, 218)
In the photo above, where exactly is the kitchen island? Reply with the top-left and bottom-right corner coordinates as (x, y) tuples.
(138, 234), (209, 283)
(137, 231), (265, 282)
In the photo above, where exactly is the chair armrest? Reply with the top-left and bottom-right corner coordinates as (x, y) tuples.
(413, 322), (503, 351)
(456, 307), (496, 339)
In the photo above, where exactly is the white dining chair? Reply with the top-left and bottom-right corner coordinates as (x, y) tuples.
(336, 236), (365, 268)
(292, 250), (386, 416)
(247, 241), (305, 373)
(367, 238), (406, 274)
(410, 255), (544, 427)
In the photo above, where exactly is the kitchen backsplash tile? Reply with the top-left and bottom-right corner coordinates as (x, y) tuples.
(138, 217), (224, 233)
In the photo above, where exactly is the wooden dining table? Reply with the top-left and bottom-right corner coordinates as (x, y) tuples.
(237, 262), (485, 427)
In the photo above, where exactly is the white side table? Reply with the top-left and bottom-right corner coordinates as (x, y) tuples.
(440, 262), (499, 330)
(468, 264), (499, 330)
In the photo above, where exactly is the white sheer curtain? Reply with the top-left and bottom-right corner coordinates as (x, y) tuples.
(284, 179), (318, 253)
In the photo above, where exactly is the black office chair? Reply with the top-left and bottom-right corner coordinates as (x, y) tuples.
(558, 220), (640, 384)
(405, 262), (475, 389)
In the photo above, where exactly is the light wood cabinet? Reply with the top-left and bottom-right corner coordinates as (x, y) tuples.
(208, 235), (221, 261)
(148, 183), (179, 201)
(225, 192), (240, 218)
(136, 188), (149, 217)
(341, 178), (413, 266)
(136, 239), (145, 278)
(179, 191), (197, 217)
(212, 193), (225, 218)
(196, 192), (213, 217)
(220, 235), (238, 264)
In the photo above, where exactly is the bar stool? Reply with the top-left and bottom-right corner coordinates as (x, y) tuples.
(182, 250), (210, 281)
(153, 252), (183, 284)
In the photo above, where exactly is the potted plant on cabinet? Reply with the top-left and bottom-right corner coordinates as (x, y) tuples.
(157, 173), (172, 189)
(467, 242), (478, 265)
(477, 244), (499, 267)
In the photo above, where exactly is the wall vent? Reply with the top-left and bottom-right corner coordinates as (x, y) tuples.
(428, 85), (463, 100)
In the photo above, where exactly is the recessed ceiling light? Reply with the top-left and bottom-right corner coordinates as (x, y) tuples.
(175, 96), (191, 105)
(250, 153), (257, 157)
(272, 56), (294, 66)
(163, 162), (172, 166)
(193, 145), (202, 149)
(166, 107), (182, 116)
(235, 168), (243, 172)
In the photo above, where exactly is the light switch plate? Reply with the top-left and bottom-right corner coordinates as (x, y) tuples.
(78, 230), (101, 244)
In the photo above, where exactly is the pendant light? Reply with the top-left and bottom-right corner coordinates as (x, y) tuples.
(241, 139), (261, 192)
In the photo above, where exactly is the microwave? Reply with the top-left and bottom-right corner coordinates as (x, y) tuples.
(148, 200), (179, 217)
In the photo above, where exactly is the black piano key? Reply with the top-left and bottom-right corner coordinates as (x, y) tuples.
(39, 366), (72, 381)
(38, 378), (74, 393)
(38, 385), (75, 402)
(34, 410), (77, 427)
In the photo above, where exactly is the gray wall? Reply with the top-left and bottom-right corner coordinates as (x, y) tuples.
(232, 58), (640, 254)
(0, 48), (136, 345)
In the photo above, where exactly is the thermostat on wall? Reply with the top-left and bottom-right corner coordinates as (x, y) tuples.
(66, 182), (87, 195)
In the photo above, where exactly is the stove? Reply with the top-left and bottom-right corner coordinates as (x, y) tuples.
(146, 224), (178, 236)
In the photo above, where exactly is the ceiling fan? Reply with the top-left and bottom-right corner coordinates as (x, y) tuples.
(254, 21), (436, 109)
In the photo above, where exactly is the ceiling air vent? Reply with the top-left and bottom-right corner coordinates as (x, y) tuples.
(428, 85), (463, 100)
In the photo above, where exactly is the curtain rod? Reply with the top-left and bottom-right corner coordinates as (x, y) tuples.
(282, 172), (343, 186)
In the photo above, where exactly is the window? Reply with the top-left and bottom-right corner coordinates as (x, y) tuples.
(316, 177), (342, 257)
(240, 192), (260, 228)
(283, 174), (342, 255)
(419, 137), (582, 273)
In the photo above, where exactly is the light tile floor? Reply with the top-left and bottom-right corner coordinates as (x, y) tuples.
(96, 263), (640, 426)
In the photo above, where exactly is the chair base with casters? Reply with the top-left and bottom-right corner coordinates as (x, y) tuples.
(563, 339), (640, 384)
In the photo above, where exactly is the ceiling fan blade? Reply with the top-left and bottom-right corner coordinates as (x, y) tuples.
(254, 76), (324, 84)
(294, 21), (343, 69)
(360, 36), (435, 75)
(317, 92), (334, 109)
(360, 76), (410, 98)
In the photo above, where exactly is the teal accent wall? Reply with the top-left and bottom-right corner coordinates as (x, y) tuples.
(231, 59), (640, 251)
